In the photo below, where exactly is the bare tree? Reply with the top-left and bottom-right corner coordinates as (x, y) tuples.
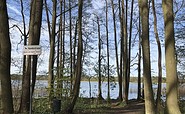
(66, 0), (83, 113)
(96, 15), (104, 100)
(45, 0), (57, 100)
(127, 0), (135, 99)
(69, 0), (73, 95)
(104, 0), (110, 102)
(19, 0), (43, 112)
(118, 0), (123, 101)
(122, 0), (128, 103)
(111, 0), (119, 94)
(138, 0), (156, 113)
(151, 0), (162, 112)
(0, 0), (14, 113)
(137, 9), (142, 100)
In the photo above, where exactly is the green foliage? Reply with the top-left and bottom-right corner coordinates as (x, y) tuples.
(74, 97), (110, 113)
(179, 100), (185, 113)
(33, 98), (50, 114)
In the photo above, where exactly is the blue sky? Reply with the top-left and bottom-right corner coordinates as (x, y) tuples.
(7, 0), (184, 78)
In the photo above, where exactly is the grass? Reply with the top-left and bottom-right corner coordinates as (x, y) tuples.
(9, 97), (185, 114)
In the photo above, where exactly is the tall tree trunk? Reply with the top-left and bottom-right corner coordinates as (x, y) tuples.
(72, 20), (78, 96)
(137, 10), (141, 100)
(105, 0), (110, 102)
(127, 0), (135, 100)
(69, 0), (73, 96)
(0, 0), (14, 113)
(19, 0), (43, 112)
(66, 0), (83, 113)
(72, 20), (78, 91)
(162, 0), (181, 113)
(58, 0), (63, 95)
(46, 0), (57, 100)
(139, 0), (156, 113)
(151, 0), (162, 113)
(20, 0), (28, 90)
(122, 0), (128, 103)
(97, 15), (103, 100)
(111, 0), (119, 101)
(61, 0), (66, 82)
(118, 0), (123, 101)
(56, 23), (60, 94)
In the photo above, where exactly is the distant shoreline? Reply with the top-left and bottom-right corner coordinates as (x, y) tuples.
(10, 74), (169, 83)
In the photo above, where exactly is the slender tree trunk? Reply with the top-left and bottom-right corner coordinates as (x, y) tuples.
(97, 16), (103, 100)
(122, 0), (128, 103)
(69, 0), (73, 96)
(127, 0), (135, 100)
(162, 0), (181, 113)
(56, 21), (60, 88)
(20, 0), (28, 89)
(72, 20), (78, 91)
(105, 0), (110, 102)
(0, 0), (14, 113)
(151, 0), (162, 113)
(46, 0), (57, 100)
(111, 1), (120, 101)
(56, 19), (61, 97)
(137, 11), (141, 100)
(62, 0), (66, 81)
(66, 0), (83, 113)
(118, 0), (123, 101)
(59, 0), (63, 94)
(139, 0), (156, 113)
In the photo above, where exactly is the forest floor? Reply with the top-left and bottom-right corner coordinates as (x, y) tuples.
(74, 99), (185, 114)
(74, 99), (145, 114)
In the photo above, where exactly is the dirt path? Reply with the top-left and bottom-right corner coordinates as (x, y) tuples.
(76, 99), (145, 114)
(103, 100), (145, 114)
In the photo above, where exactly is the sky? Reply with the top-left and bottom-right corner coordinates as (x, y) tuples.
(7, 0), (182, 77)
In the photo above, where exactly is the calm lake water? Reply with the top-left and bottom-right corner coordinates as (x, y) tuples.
(80, 81), (167, 100)
(12, 80), (168, 100)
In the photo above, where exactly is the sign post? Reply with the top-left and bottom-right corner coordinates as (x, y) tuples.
(23, 45), (41, 114)
(23, 45), (42, 55)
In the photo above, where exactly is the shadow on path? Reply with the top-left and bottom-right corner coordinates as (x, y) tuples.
(104, 99), (145, 114)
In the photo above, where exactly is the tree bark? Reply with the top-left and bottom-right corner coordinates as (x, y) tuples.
(122, 0), (128, 103)
(62, 0), (66, 80)
(118, 0), (123, 101)
(137, 11), (141, 100)
(72, 20), (78, 94)
(105, 0), (110, 102)
(0, 0), (14, 113)
(162, 0), (181, 113)
(151, 0), (162, 112)
(69, 0), (73, 96)
(127, 0), (135, 100)
(66, 0), (83, 113)
(138, 0), (156, 113)
(45, 0), (57, 100)
(19, 0), (43, 112)
(111, 0), (119, 103)
(96, 15), (103, 100)
(20, 0), (28, 88)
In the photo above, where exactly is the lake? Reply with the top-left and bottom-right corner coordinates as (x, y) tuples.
(12, 80), (169, 100)
(80, 81), (167, 100)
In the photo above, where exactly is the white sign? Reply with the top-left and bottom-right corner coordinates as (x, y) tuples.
(23, 45), (41, 55)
